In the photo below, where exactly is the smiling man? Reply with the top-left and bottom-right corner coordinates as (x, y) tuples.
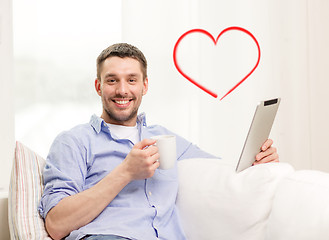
(96, 55), (148, 126)
(39, 43), (279, 240)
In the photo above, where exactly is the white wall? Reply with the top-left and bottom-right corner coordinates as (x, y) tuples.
(308, 1), (329, 171)
(122, 0), (329, 172)
(268, 0), (311, 170)
(0, 0), (14, 191)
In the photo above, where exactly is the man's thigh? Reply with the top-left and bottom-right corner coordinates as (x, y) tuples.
(84, 235), (130, 240)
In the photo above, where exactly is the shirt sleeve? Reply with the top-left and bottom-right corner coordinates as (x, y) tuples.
(177, 141), (220, 160)
(38, 131), (87, 219)
(152, 125), (220, 160)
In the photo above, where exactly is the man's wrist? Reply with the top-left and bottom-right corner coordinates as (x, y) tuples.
(112, 161), (134, 184)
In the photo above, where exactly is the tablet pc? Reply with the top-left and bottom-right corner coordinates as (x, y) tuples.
(236, 98), (281, 172)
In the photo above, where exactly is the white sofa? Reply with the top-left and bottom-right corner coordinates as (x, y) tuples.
(3, 142), (329, 239)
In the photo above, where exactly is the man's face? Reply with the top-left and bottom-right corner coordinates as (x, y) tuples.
(95, 56), (148, 126)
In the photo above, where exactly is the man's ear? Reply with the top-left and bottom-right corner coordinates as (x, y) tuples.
(95, 78), (102, 96)
(143, 77), (149, 96)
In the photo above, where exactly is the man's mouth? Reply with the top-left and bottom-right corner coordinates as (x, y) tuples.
(115, 100), (130, 105)
(112, 98), (133, 107)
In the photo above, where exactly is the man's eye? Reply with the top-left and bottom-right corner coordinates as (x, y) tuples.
(106, 79), (116, 83)
(129, 79), (136, 83)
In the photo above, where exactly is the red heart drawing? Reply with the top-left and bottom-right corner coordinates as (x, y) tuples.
(173, 27), (261, 101)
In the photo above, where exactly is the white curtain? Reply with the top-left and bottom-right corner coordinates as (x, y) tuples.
(122, 0), (329, 172)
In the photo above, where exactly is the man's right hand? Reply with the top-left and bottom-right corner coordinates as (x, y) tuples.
(122, 138), (160, 180)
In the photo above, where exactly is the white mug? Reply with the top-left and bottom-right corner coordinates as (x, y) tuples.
(151, 135), (176, 170)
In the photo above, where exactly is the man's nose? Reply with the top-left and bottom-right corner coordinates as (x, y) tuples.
(116, 81), (128, 96)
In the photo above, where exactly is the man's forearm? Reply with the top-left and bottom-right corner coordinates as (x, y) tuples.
(45, 163), (132, 240)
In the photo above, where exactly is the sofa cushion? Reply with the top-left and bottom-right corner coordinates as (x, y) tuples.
(8, 141), (51, 239)
(266, 170), (329, 240)
(176, 158), (294, 240)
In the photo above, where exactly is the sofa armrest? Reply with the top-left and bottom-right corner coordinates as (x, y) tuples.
(0, 191), (10, 240)
(266, 170), (329, 240)
(177, 158), (294, 240)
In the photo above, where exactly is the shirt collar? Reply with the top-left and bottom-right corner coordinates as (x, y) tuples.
(137, 112), (147, 127)
(90, 113), (147, 134)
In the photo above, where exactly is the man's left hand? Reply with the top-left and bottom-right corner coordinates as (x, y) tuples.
(253, 139), (279, 165)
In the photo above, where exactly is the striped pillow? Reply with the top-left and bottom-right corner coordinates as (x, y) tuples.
(8, 141), (51, 239)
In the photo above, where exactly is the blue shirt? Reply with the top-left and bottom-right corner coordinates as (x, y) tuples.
(39, 114), (217, 240)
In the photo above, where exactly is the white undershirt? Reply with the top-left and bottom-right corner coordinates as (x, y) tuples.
(107, 123), (139, 145)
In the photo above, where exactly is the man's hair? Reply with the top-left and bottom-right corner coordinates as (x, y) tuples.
(96, 43), (148, 80)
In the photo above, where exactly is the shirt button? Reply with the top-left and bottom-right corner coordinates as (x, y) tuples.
(148, 191), (152, 196)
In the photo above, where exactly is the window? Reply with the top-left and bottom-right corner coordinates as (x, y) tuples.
(13, 0), (122, 157)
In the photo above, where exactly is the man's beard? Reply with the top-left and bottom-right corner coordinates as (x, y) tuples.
(104, 106), (138, 124)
